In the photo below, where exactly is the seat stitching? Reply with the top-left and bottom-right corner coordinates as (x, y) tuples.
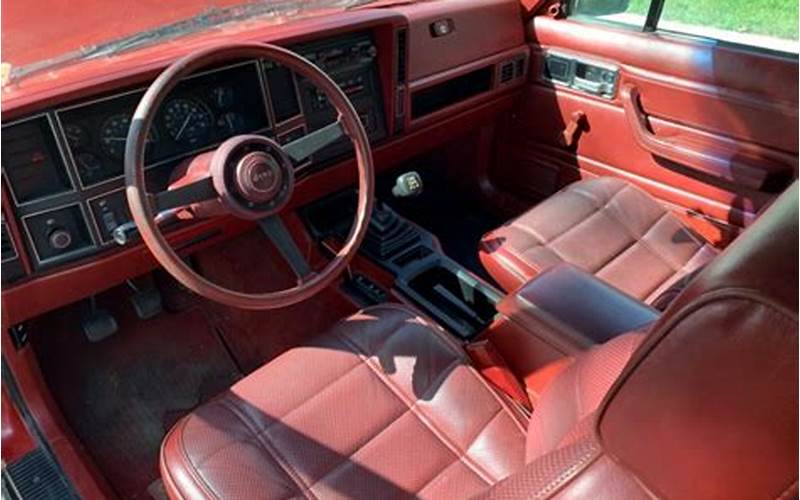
(507, 180), (625, 249)
(642, 244), (713, 303)
(332, 328), (498, 485)
(174, 418), (223, 500)
(534, 184), (631, 264)
(219, 397), (317, 500)
(568, 179), (627, 211)
(531, 440), (602, 499)
(192, 358), (366, 468)
(637, 215), (696, 271)
(311, 357), (501, 493)
(259, 356), (365, 433)
(592, 187), (688, 272)
(413, 412), (506, 496)
(589, 236), (643, 276)
(307, 399), (412, 492)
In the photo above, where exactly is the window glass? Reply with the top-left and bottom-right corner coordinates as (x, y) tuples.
(571, 0), (650, 29)
(574, 0), (799, 54)
(658, 0), (798, 53)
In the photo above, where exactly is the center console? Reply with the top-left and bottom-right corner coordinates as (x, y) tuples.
(483, 263), (660, 399)
(302, 190), (501, 339)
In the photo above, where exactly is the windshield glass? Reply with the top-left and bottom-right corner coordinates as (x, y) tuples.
(1, 0), (374, 80)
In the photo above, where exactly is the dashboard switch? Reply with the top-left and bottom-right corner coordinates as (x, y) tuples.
(48, 227), (73, 250)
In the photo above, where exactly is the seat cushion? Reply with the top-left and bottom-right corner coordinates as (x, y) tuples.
(480, 177), (718, 305)
(160, 304), (527, 499)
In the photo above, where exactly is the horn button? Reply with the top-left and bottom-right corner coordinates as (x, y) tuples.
(212, 135), (294, 219)
(235, 151), (282, 203)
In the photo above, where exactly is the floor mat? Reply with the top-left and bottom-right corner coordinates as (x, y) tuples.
(33, 287), (242, 500)
(193, 230), (357, 374)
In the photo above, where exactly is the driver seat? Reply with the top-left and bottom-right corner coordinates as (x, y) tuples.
(160, 183), (797, 499)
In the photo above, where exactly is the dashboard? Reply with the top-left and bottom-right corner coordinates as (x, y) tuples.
(1, 32), (386, 275)
(1, 0), (531, 328)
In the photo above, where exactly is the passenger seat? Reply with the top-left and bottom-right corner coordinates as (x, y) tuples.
(479, 177), (718, 307)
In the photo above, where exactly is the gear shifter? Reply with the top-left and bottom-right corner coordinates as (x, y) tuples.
(391, 171), (423, 198)
(362, 202), (421, 261)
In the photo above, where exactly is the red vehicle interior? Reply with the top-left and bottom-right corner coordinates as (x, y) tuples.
(1, 0), (797, 498)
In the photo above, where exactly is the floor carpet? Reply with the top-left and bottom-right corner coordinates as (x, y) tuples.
(33, 286), (242, 499)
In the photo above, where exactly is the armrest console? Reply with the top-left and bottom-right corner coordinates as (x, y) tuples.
(486, 264), (659, 389)
(499, 263), (659, 349)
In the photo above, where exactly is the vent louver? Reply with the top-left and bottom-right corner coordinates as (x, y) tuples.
(499, 61), (515, 83)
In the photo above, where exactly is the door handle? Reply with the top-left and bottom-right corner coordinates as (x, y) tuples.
(620, 84), (789, 191)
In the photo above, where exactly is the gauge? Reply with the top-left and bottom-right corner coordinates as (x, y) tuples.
(75, 152), (104, 182)
(63, 123), (89, 150)
(99, 114), (131, 159)
(212, 86), (235, 109)
(163, 98), (214, 146)
(99, 114), (158, 159)
(218, 112), (247, 135)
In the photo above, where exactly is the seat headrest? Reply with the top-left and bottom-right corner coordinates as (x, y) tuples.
(597, 182), (798, 499)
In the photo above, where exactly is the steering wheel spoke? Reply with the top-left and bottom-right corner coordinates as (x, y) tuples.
(283, 119), (346, 163)
(126, 43), (372, 309)
(258, 215), (313, 281)
(153, 176), (217, 212)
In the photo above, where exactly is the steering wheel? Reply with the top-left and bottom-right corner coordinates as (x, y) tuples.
(124, 43), (374, 309)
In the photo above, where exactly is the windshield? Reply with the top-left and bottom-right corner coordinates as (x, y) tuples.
(1, 0), (375, 81)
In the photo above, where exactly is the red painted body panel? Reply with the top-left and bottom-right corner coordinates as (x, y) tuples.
(1, 388), (37, 465)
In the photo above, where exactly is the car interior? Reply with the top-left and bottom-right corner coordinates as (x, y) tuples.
(0, 0), (798, 498)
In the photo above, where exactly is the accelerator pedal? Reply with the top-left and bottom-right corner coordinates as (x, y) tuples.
(129, 283), (164, 320)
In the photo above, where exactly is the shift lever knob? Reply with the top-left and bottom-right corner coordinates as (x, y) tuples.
(391, 171), (423, 198)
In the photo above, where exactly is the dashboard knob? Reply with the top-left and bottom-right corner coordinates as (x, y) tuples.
(48, 227), (73, 250)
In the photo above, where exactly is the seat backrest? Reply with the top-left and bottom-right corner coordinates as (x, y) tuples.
(483, 182), (798, 499)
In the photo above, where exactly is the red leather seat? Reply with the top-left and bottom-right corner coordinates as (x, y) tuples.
(160, 304), (529, 499)
(162, 182), (797, 499)
(480, 177), (717, 304)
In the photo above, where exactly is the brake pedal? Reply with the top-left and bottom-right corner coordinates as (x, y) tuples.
(82, 308), (118, 343)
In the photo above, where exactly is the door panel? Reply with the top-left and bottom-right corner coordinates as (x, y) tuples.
(493, 16), (798, 246)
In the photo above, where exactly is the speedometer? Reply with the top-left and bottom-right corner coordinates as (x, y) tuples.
(163, 98), (214, 146)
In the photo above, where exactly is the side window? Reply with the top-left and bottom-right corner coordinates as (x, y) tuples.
(569, 0), (799, 54)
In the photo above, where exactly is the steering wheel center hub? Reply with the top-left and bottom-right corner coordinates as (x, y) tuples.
(235, 151), (282, 203)
(211, 134), (295, 220)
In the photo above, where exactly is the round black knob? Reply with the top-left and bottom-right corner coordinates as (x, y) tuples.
(48, 227), (72, 250)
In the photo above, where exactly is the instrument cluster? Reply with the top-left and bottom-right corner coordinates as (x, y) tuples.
(57, 61), (270, 187)
(1, 31), (387, 277)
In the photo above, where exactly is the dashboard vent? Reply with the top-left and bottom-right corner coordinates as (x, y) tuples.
(396, 28), (408, 85)
(499, 61), (515, 83)
(498, 55), (528, 85)
(1, 222), (18, 262)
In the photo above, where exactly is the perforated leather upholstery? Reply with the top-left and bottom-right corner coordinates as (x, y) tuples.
(160, 304), (527, 499)
(161, 182), (797, 499)
(480, 177), (717, 304)
(481, 182), (798, 499)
